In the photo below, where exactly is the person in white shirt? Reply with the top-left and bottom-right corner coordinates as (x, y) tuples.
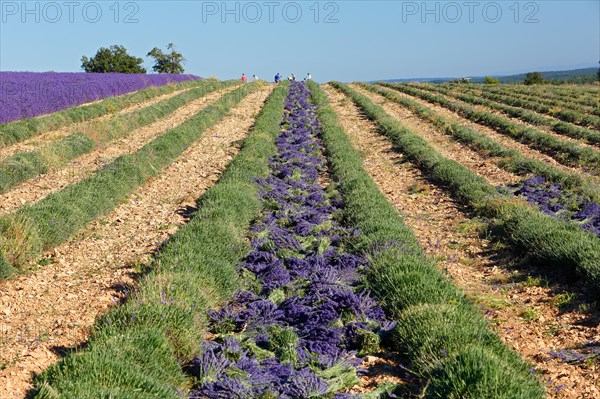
(305, 73), (312, 81)
(253, 74), (259, 81)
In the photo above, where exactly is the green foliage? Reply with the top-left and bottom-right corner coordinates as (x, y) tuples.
(0, 134), (94, 193)
(34, 329), (185, 399)
(0, 250), (13, 279)
(30, 84), (289, 397)
(358, 382), (402, 399)
(384, 83), (600, 171)
(309, 82), (544, 398)
(523, 275), (547, 288)
(481, 83), (600, 116)
(0, 214), (42, 268)
(524, 72), (545, 85)
(472, 85), (600, 128)
(268, 325), (299, 364)
(553, 291), (576, 308)
(147, 43), (185, 74)
(520, 307), (541, 322)
(427, 345), (545, 399)
(484, 76), (500, 84)
(486, 201), (600, 291)
(363, 83), (599, 201)
(353, 327), (381, 356)
(394, 304), (509, 371)
(316, 362), (360, 394)
(422, 83), (600, 146)
(0, 82), (252, 272)
(81, 44), (146, 73)
(335, 83), (496, 204)
(361, 248), (460, 315)
(334, 81), (600, 296)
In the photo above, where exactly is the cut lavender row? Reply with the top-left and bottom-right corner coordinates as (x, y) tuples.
(188, 82), (396, 398)
(514, 176), (600, 237)
(0, 72), (199, 124)
(548, 343), (600, 365)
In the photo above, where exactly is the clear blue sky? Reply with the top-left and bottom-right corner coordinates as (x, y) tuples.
(1, 1), (598, 81)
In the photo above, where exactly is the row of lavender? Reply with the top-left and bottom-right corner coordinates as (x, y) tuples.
(189, 82), (396, 397)
(0, 72), (199, 124)
(514, 176), (599, 237)
(29, 82), (285, 398)
(28, 81), (544, 398)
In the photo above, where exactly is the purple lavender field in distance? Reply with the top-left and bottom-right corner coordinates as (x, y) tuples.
(0, 72), (200, 124)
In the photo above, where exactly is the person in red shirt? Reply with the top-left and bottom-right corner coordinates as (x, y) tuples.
(241, 73), (247, 83)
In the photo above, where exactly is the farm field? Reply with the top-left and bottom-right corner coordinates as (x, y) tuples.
(0, 72), (200, 124)
(0, 76), (599, 399)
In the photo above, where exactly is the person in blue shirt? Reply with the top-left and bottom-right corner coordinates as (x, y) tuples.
(274, 73), (281, 84)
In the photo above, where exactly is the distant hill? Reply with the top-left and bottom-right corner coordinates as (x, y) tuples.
(379, 67), (599, 84)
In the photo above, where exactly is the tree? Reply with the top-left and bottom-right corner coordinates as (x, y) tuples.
(81, 45), (146, 73)
(484, 76), (500, 84)
(147, 43), (185, 74)
(524, 72), (545, 85)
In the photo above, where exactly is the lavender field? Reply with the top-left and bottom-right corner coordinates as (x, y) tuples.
(0, 0), (597, 397)
(0, 77), (598, 399)
(0, 72), (199, 124)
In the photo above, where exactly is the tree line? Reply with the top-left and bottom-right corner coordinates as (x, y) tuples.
(81, 43), (185, 74)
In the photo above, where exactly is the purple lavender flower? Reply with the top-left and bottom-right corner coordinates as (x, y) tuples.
(189, 81), (396, 398)
(515, 176), (600, 237)
(283, 367), (329, 398)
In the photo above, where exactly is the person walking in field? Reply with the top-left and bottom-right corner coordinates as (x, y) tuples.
(241, 73), (247, 83)
(291, 73), (296, 81)
(275, 73), (281, 84)
(305, 72), (312, 81)
(253, 74), (259, 81)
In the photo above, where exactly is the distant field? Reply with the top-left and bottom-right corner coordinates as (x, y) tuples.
(382, 67), (600, 84)
(0, 79), (598, 399)
(0, 72), (200, 124)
